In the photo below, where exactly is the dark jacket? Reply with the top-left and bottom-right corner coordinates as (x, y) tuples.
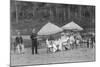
(15, 36), (23, 44)
(30, 33), (37, 45)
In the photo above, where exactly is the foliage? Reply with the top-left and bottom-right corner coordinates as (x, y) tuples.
(10, 0), (95, 35)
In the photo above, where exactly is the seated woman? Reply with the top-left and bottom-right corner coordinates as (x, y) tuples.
(46, 38), (58, 53)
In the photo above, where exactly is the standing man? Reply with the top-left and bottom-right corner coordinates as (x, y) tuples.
(15, 32), (24, 54)
(30, 29), (38, 54)
(91, 36), (95, 48)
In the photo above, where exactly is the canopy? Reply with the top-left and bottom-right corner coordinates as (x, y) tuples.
(38, 22), (63, 35)
(62, 21), (83, 31)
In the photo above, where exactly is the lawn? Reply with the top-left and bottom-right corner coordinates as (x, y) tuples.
(10, 48), (95, 66)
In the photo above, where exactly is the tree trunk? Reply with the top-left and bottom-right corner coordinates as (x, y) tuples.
(79, 6), (82, 21)
(15, 1), (18, 24)
(63, 7), (66, 22)
(49, 7), (54, 21)
(55, 7), (59, 23)
(68, 5), (70, 19)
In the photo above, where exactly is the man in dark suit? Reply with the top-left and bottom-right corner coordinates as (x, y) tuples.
(30, 29), (38, 54)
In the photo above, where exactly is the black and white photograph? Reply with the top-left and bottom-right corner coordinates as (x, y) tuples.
(10, 0), (95, 66)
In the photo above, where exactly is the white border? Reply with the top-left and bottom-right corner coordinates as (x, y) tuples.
(20, 0), (96, 5)
(0, 0), (98, 67)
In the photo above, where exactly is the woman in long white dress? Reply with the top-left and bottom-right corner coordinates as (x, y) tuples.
(46, 39), (53, 53)
(69, 35), (75, 49)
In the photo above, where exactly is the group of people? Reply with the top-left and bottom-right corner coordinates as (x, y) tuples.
(14, 29), (38, 55)
(46, 32), (82, 53)
(46, 32), (95, 53)
(13, 29), (95, 55)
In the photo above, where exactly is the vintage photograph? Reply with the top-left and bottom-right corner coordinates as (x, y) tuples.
(10, 0), (95, 66)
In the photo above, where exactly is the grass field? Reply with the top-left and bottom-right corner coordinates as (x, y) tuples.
(10, 47), (95, 66)
(10, 35), (95, 66)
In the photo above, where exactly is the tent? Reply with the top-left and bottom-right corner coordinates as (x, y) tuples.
(38, 22), (63, 35)
(62, 21), (83, 31)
